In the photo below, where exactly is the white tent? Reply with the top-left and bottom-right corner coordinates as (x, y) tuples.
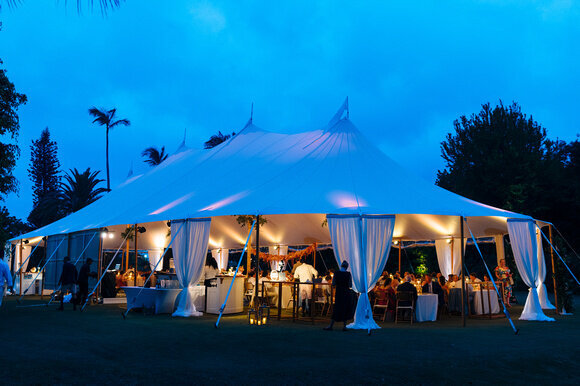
(10, 101), (554, 325)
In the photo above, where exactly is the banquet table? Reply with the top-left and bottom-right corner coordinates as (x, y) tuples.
(472, 289), (500, 315)
(415, 293), (438, 322)
(122, 286), (205, 314)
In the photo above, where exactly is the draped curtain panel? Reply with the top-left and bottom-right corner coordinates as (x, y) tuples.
(171, 218), (211, 317)
(327, 214), (395, 331)
(536, 229), (555, 310)
(507, 219), (554, 321)
(211, 248), (229, 271)
(435, 239), (464, 278)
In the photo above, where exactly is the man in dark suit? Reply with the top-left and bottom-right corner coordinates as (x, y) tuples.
(397, 275), (418, 305)
(422, 274), (444, 305)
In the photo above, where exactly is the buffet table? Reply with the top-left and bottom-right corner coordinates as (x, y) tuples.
(122, 286), (182, 314)
(415, 294), (438, 322)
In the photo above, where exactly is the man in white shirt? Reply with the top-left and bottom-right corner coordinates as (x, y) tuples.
(293, 257), (318, 316)
(1, 255), (14, 307)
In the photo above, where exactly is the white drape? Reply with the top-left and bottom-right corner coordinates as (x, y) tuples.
(148, 249), (163, 272)
(536, 229), (555, 310)
(435, 238), (464, 278)
(507, 219), (554, 321)
(211, 248), (229, 271)
(171, 218), (211, 317)
(327, 214), (395, 331)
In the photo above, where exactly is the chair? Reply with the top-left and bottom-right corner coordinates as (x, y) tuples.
(313, 287), (328, 316)
(244, 281), (254, 306)
(395, 291), (415, 324)
(372, 290), (389, 322)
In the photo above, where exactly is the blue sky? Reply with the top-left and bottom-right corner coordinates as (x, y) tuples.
(1, 0), (579, 220)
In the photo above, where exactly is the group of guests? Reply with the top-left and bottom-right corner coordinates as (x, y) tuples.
(57, 256), (97, 310)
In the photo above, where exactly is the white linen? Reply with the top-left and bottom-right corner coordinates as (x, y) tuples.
(327, 214), (395, 331)
(507, 219), (554, 321)
(415, 294), (438, 322)
(171, 218), (211, 317)
(435, 238), (464, 278)
(472, 289), (500, 314)
(536, 229), (556, 310)
(148, 249), (163, 272)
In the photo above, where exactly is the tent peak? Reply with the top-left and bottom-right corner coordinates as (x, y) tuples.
(326, 97), (350, 130)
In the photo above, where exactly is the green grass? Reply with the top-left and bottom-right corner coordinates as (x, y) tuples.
(0, 293), (579, 385)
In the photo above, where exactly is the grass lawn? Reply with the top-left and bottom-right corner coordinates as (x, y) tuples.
(0, 292), (578, 385)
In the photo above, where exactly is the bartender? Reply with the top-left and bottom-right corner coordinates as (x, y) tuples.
(201, 256), (220, 286)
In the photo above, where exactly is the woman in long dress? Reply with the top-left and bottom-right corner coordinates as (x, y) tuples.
(324, 260), (353, 331)
(495, 259), (513, 307)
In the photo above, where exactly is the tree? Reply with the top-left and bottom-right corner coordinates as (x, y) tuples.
(27, 128), (62, 228)
(88, 107), (130, 191)
(0, 0), (123, 13)
(436, 102), (547, 214)
(437, 101), (580, 251)
(60, 168), (107, 214)
(204, 131), (235, 149)
(0, 206), (30, 259)
(141, 146), (168, 166)
(0, 59), (27, 200)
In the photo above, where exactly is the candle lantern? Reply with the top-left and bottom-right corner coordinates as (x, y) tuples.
(248, 308), (257, 325)
(259, 305), (270, 325)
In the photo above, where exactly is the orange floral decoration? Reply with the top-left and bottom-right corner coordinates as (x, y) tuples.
(248, 244), (317, 262)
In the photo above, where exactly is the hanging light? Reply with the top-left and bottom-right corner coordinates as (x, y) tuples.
(101, 228), (109, 239)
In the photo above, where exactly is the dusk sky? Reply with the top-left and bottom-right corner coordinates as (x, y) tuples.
(1, 0), (579, 220)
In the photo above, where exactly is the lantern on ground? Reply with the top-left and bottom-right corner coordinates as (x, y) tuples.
(259, 305), (270, 325)
(248, 309), (257, 325)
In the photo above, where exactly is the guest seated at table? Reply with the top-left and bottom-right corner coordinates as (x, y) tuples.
(397, 275), (418, 305)
(394, 271), (402, 281)
(448, 275), (462, 289)
(483, 274), (490, 282)
(373, 279), (390, 305)
(438, 275), (447, 291)
(469, 272), (482, 283)
(386, 279), (398, 312)
(422, 274), (444, 305)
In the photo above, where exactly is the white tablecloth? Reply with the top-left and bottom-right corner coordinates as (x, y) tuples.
(122, 286), (206, 314)
(473, 289), (500, 315)
(415, 294), (438, 322)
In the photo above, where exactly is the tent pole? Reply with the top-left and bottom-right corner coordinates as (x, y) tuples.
(97, 230), (103, 299)
(460, 216), (466, 327)
(134, 224), (138, 287)
(19, 240), (23, 296)
(255, 215), (260, 310)
(450, 237), (454, 276)
(313, 243), (317, 270)
(398, 240), (401, 272)
(40, 239), (47, 299)
(548, 225), (558, 312)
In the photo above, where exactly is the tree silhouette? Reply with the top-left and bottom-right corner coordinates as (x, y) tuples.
(142, 146), (168, 166)
(204, 131), (235, 149)
(88, 107), (130, 191)
(60, 168), (107, 214)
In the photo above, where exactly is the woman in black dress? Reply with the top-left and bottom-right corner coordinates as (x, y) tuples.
(324, 260), (353, 331)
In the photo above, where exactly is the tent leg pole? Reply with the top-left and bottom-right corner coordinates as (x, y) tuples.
(548, 225), (558, 312)
(398, 240), (401, 273)
(134, 224), (138, 287)
(19, 240), (23, 296)
(255, 216), (260, 310)
(460, 216), (466, 327)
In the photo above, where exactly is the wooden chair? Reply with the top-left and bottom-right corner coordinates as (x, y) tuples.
(372, 297), (389, 322)
(313, 287), (328, 316)
(395, 291), (415, 324)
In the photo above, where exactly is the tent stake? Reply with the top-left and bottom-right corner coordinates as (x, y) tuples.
(548, 225), (558, 312)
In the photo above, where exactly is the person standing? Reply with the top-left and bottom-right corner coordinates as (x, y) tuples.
(77, 258), (97, 307)
(293, 257), (318, 316)
(495, 259), (513, 307)
(0, 255), (14, 307)
(324, 260), (353, 331)
(58, 256), (78, 311)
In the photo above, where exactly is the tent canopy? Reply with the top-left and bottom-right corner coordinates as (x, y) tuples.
(12, 102), (535, 249)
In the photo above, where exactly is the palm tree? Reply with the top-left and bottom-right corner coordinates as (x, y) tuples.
(60, 168), (108, 214)
(142, 146), (169, 166)
(204, 131), (236, 149)
(88, 107), (130, 191)
(1, 0), (123, 13)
